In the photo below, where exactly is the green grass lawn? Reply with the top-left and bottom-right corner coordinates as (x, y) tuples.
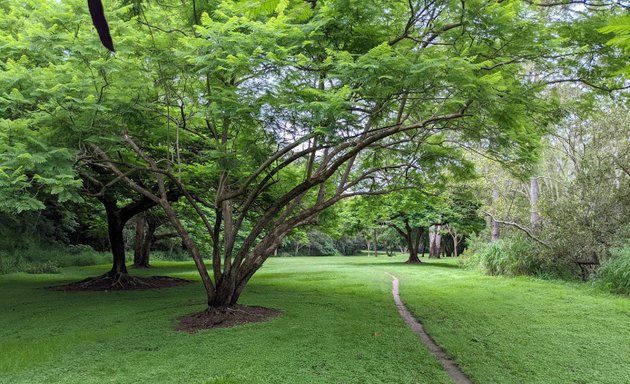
(1, 255), (629, 383)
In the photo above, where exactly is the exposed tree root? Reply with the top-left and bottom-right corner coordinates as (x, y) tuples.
(176, 305), (282, 333)
(47, 273), (191, 291)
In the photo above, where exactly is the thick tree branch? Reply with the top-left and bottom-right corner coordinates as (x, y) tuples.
(482, 211), (550, 248)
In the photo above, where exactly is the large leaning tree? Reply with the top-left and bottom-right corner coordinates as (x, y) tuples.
(3, 0), (626, 306)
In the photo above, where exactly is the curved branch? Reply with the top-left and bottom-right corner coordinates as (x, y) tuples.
(482, 211), (550, 248)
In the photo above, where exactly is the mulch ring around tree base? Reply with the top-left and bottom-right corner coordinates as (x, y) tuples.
(176, 305), (282, 333)
(47, 274), (192, 292)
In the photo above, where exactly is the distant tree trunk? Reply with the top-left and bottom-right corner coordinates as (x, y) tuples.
(452, 234), (461, 257)
(429, 224), (442, 258)
(491, 189), (501, 241)
(447, 225), (462, 257)
(373, 228), (379, 257)
(90, 190), (180, 281)
(133, 214), (147, 267)
(444, 236), (453, 257)
(412, 227), (423, 263)
(134, 215), (157, 268)
(392, 221), (423, 263)
(530, 176), (540, 235)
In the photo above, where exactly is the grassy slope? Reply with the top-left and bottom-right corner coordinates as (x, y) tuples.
(1, 255), (630, 383)
(0, 259), (449, 384)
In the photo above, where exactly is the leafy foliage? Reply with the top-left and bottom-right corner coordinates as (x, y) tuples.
(597, 246), (630, 295)
(460, 235), (554, 278)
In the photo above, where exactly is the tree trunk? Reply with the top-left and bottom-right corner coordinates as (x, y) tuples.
(133, 214), (147, 267)
(407, 245), (421, 263)
(530, 176), (540, 235)
(491, 189), (501, 241)
(141, 220), (157, 267)
(373, 228), (378, 257)
(405, 226), (422, 263)
(104, 203), (127, 276)
(429, 224), (442, 258)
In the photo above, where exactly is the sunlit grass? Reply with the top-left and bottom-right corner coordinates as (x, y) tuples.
(1, 255), (629, 383)
(0, 258), (449, 384)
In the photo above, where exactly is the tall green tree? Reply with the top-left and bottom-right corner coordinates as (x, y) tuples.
(4, 0), (623, 308)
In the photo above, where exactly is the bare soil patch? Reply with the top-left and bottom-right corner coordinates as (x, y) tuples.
(176, 305), (282, 332)
(47, 274), (191, 291)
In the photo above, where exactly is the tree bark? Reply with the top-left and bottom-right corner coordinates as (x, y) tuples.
(407, 244), (421, 263)
(104, 201), (127, 276)
(134, 216), (157, 268)
(396, 222), (422, 264)
(133, 214), (147, 267)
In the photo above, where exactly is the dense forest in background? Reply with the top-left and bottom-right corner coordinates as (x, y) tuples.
(1, 0), (629, 305)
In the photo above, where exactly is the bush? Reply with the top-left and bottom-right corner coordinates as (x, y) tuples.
(335, 235), (365, 256)
(460, 235), (549, 277)
(0, 244), (111, 274)
(151, 250), (189, 261)
(597, 246), (630, 295)
(23, 261), (62, 274)
(306, 230), (339, 256)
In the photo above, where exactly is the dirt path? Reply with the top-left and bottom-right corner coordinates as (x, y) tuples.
(387, 273), (473, 384)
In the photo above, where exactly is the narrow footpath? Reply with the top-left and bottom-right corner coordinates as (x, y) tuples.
(388, 273), (473, 384)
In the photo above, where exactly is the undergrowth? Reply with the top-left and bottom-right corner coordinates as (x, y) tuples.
(0, 244), (110, 275)
(459, 234), (575, 279)
(460, 235), (540, 276)
(596, 246), (630, 295)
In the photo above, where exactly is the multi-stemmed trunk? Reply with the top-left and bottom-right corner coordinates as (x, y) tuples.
(94, 94), (473, 308)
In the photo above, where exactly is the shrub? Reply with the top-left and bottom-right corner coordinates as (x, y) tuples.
(23, 261), (62, 274)
(335, 235), (365, 256)
(151, 250), (189, 261)
(597, 246), (630, 295)
(460, 235), (548, 277)
(306, 230), (339, 256)
(0, 243), (111, 274)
